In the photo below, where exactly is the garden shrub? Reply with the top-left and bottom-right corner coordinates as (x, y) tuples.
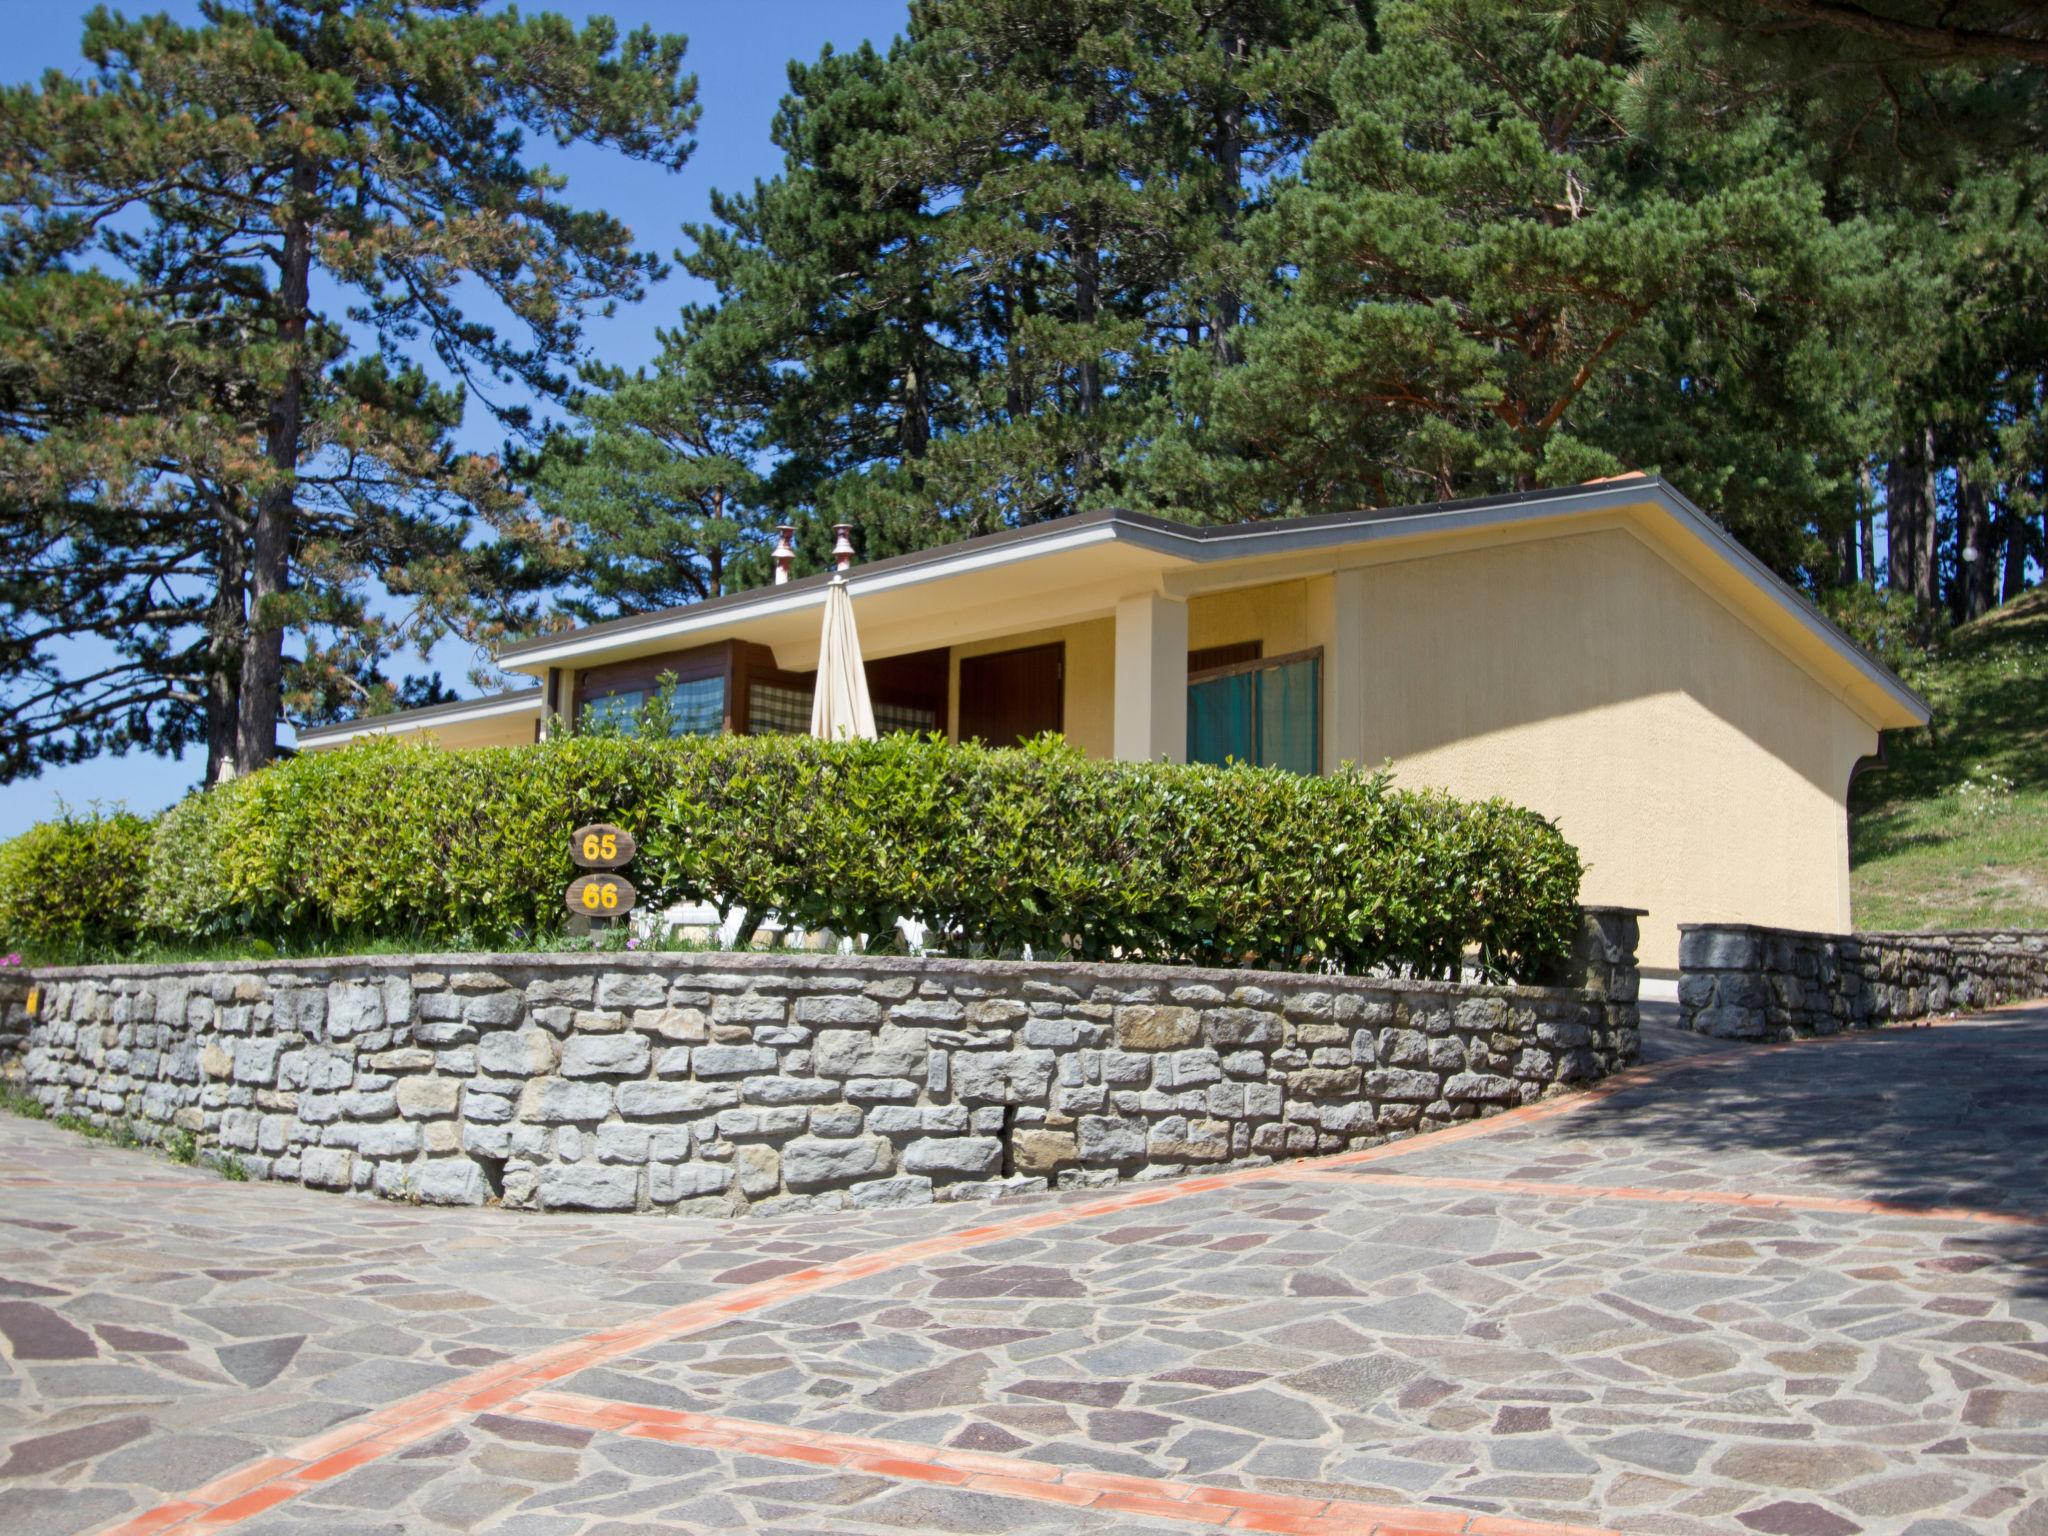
(8, 733), (1585, 980)
(0, 806), (153, 959)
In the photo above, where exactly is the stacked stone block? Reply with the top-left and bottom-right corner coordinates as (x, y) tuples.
(1678, 923), (2048, 1040)
(11, 909), (1638, 1215)
(0, 973), (29, 1062)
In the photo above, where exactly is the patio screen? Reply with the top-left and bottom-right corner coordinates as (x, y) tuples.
(748, 678), (941, 738)
(1186, 653), (1320, 775)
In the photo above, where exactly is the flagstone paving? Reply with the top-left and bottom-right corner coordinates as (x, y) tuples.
(1, 1004), (2044, 1536)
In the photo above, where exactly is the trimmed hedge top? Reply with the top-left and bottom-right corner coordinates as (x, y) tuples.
(3, 734), (1584, 980)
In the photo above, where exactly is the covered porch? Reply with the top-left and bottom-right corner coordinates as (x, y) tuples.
(518, 562), (1367, 776)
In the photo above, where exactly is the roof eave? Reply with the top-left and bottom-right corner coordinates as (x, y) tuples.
(296, 689), (542, 746)
(491, 475), (1929, 730)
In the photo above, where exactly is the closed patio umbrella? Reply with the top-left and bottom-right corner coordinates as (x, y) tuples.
(810, 574), (877, 741)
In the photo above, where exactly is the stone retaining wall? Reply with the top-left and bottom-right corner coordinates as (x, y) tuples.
(1677, 924), (2048, 1040)
(5, 910), (1638, 1215)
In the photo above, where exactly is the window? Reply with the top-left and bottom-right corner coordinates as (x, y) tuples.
(1187, 651), (1320, 774)
(580, 690), (646, 732)
(581, 676), (725, 736)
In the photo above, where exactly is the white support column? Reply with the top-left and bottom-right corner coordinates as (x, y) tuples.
(1112, 592), (1189, 763)
(1308, 570), (1368, 772)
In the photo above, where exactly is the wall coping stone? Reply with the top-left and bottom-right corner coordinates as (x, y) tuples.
(26, 924), (1644, 1004)
(1679, 921), (2046, 942)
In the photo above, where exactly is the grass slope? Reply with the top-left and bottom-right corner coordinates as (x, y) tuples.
(1850, 588), (2048, 931)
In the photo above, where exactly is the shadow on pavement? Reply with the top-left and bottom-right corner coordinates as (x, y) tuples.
(1577, 1006), (2048, 1301)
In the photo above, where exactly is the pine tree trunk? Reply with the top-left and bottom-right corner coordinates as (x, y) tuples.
(1885, 432), (1937, 614)
(205, 504), (246, 784)
(1073, 217), (1101, 498)
(1001, 283), (1026, 423)
(1953, 465), (1990, 622)
(900, 352), (930, 461)
(1209, 22), (1246, 367)
(1856, 462), (1875, 585)
(1912, 429), (1939, 611)
(236, 177), (315, 774)
(2003, 501), (2029, 603)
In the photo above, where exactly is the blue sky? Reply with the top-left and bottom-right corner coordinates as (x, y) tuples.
(1, 0), (909, 839)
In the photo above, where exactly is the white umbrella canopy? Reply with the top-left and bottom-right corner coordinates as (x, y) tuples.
(810, 576), (877, 741)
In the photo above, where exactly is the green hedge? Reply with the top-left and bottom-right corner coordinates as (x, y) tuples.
(7, 734), (1584, 980)
(0, 806), (153, 960)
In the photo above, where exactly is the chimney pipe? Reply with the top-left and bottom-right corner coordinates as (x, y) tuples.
(832, 522), (856, 575)
(772, 524), (795, 586)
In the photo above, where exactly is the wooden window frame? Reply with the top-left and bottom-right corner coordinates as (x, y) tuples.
(1187, 640), (1262, 676)
(1188, 644), (1323, 684)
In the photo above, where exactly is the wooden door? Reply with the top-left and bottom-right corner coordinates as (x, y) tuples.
(957, 642), (1064, 747)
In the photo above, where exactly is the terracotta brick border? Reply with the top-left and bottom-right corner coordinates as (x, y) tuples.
(500, 1388), (1620, 1536)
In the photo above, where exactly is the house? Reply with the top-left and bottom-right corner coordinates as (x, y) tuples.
(297, 475), (1930, 977)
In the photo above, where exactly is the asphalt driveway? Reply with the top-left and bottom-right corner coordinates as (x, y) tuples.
(2, 1003), (2044, 1536)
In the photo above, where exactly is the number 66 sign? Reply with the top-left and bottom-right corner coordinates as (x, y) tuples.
(565, 872), (637, 916)
(565, 823), (638, 917)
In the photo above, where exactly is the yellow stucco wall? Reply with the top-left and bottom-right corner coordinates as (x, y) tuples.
(1188, 581), (1311, 655)
(1347, 527), (1879, 972)
(947, 619), (1116, 759)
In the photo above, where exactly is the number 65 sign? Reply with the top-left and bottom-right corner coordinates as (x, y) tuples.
(566, 823), (638, 917)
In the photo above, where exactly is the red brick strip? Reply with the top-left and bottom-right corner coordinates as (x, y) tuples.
(503, 1388), (1620, 1536)
(86, 1016), (1998, 1536)
(1281, 1169), (2046, 1227)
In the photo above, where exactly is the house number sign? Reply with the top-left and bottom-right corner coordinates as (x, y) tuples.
(566, 823), (638, 918)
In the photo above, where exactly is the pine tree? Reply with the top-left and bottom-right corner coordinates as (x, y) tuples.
(675, 0), (1360, 558)
(533, 338), (769, 618)
(1626, 3), (2048, 616)
(0, 0), (697, 782)
(678, 37), (976, 558)
(1129, 0), (1879, 576)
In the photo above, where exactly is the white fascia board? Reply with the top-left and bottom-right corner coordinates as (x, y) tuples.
(502, 520), (1130, 670)
(298, 691), (542, 746)
(504, 587), (827, 669)
(847, 519), (1126, 595)
(1128, 481), (1661, 563)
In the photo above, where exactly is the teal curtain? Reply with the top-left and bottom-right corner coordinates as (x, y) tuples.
(1258, 658), (1320, 774)
(1187, 656), (1319, 773)
(1188, 671), (1256, 765)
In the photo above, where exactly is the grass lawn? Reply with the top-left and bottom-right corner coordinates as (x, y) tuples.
(1850, 588), (2048, 931)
